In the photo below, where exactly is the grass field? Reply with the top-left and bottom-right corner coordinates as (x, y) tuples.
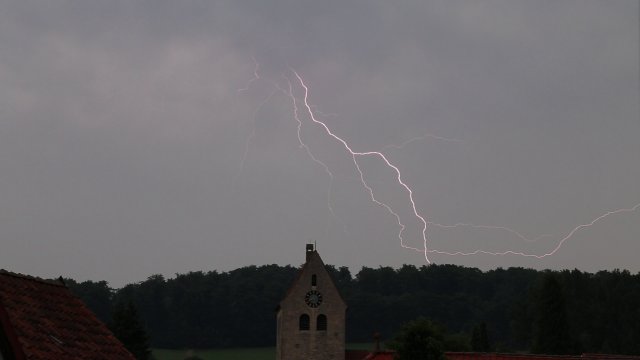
(153, 347), (275, 360)
(153, 343), (374, 360)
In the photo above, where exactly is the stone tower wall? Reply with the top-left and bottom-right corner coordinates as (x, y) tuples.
(276, 248), (346, 360)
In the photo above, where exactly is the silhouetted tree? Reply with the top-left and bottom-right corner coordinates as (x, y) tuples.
(65, 279), (113, 324)
(66, 265), (640, 354)
(471, 322), (491, 352)
(388, 317), (446, 360)
(532, 273), (572, 354)
(110, 301), (152, 360)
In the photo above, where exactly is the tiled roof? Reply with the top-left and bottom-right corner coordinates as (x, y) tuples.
(0, 270), (135, 360)
(277, 249), (347, 310)
(363, 351), (396, 360)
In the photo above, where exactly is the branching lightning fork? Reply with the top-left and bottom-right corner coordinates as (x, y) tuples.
(238, 61), (640, 262)
(290, 70), (431, 262)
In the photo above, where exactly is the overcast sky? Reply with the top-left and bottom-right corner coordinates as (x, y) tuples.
(1, 1), (638, 287)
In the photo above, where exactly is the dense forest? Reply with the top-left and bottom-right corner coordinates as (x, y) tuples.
(66, 264), (640, 354)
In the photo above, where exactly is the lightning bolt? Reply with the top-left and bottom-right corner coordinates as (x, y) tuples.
(427, 203), (640, 257)
(233, 57), (280, 195)
(232, 88), (276, 194)
(427, 222), (552, 244)
(382, 133), (461, 151)
(237, 60), (639, 264)
(237, 56), (261, 94)
(237, 64), (352, 240)
(282, 79), (339, 221)
(289, 70), (431, 262)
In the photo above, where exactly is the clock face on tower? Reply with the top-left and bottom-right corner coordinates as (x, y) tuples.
(305, 290), (323, 308)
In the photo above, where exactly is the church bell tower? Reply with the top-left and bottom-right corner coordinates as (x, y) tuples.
(276, 244), (347, 360)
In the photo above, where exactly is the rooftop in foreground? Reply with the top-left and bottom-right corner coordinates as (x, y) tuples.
(0, 269), (134, 360)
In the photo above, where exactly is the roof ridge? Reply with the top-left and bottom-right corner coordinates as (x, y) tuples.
(0, 269), (66, 287)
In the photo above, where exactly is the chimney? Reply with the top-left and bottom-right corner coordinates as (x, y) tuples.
(373, 332), (381, 352)
(306, 243), (315, 262)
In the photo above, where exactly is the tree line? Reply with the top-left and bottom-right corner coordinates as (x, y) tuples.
(65, 264), (640, 354)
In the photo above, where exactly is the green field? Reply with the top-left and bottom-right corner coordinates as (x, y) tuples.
(153, 344), (374, 360)
(153, 347), (275, 360)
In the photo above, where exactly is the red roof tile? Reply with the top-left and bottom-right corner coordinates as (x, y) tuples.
(364, 351), (396, 360)
(0, 270), (135, 360)
(346, 349), (375, 360)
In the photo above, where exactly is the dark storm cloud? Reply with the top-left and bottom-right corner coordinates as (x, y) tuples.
(0, 1), (638, 286)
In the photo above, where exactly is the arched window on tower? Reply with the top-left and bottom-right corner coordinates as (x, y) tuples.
(311, 274), (317, 286)
(299, 314), (310, 331)
(317, 314), (327, 331)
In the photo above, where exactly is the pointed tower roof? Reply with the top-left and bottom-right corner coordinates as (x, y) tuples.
(278, 243), (347, 309)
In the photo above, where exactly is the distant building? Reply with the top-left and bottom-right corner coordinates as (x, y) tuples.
(0, 270), (135, 360)
(276, 244), (348, 360)
(275, 246), (640, 360)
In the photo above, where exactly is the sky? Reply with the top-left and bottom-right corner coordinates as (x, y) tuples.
(0, 1), (638, 287)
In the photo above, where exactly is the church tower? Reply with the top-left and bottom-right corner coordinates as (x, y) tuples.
(276, 244), (347, 360)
